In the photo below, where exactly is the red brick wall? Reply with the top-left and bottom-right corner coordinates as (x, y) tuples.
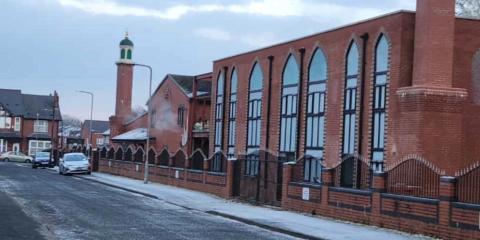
(115, 63), (133, 118)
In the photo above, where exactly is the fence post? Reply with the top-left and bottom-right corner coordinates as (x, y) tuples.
(226, 159), (235, 198)
(439, 176), (456, 232)
(321, 168), (333, 207)
(282, 162), (293, 208)
(371, 172), (386, 225)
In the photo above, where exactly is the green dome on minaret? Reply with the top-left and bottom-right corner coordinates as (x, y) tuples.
(119, 32), (134, 47)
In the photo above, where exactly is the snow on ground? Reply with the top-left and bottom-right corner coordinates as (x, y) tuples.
(76, 172), (433, 240)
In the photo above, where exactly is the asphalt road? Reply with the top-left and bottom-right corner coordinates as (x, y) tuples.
(0, 162), (296, 240)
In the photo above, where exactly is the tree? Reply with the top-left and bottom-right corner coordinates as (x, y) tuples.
(456, 0), (480, 19)
(62, 115), (81, 128)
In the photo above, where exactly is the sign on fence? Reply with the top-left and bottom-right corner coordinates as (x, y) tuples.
(175, 170), (179, 179)
(302, 187), (310, 201)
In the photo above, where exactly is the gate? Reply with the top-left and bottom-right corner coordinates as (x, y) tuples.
(233, 151), (285, 206)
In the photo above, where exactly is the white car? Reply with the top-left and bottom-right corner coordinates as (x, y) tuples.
(59, 153), (91, 175)
(0, 151), (33, 163)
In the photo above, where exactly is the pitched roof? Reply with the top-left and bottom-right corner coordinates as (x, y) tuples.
(0, 89), (62, 120)
(83, 120), (109, 133)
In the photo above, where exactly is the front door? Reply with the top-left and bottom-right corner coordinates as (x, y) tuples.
(12, 143), (19, 153)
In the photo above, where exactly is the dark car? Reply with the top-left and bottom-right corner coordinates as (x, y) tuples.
(32, 152), (54, 169)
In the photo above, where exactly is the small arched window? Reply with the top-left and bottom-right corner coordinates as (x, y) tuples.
(121, 49), (126, 59)
(213, 71), (224, 172)
(127, 49), (132, 60)
(227, 69), (238, 159)
(280, 54), (299, 160)
(342, 41), (359, 156)
(371, 35), (390, 173)
(177, 105), (185, 127)
(304, 48), (327, 183)
(245, 62), (263, 176)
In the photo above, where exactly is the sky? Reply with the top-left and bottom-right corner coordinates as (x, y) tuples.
(0, 0), (416, 121)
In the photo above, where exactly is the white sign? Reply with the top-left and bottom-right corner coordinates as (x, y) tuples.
(302, 187), (310, 201)
(108, 161), (111, 167)
(175, 170), (179, 179)
(135, 164), (139, 172)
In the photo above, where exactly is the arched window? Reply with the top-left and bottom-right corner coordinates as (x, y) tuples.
(342, 41), (359, 156)
(121, 49), (126, 59)
(127, 49), (132, 60)
(371, 35), (390, 172)
(304, 48), (327, 183)
(245, 62), (263, 176)
(280, 54), (299, 161)
(227, 69), (238, 159)
(177, 105), (185, 127)
(213, 71), (224, 172)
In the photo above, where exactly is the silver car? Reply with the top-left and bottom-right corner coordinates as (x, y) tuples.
(59, 153), (91, 175)
(0, 151), (33, 163)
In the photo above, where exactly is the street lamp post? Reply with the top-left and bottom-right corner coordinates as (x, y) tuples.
(134, 63), (153, 184)
(77, 90), (94, 162)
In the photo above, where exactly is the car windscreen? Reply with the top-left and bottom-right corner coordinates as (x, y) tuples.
(65, 155), (86, 161)
(36, 152), (50, 157)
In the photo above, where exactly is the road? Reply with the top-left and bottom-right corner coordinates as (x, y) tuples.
(0, 162), (296, 240)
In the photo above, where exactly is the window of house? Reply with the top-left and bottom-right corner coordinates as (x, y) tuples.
(304, 48), (328, 183)
(97, 138), (104, 145)
(28, 140), (51, 156)
(227, 69), (238, 159)
(14, 117), (21, 131)
(34, 120), (48, 133)
(245, 62), (263, 176)
(342, 42), (360, 156)
(371, 35), (389, 173)
(0, 107), (12, 129)
(177, 106), (185, 127)
(213, 71), (224, 172)
(280, 54), (300, 161)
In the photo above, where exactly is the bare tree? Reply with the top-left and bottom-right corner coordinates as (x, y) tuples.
(62, 115), (81, 128)
(457, 0), (480, 18)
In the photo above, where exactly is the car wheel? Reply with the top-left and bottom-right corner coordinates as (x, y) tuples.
(4, 158), (9, 162)
(32, 164), (37, 169)
(86, 171), (91, 175)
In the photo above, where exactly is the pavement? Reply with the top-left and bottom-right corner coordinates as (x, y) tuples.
(75, 169), (432, 240)
(0, 162), (298, 240)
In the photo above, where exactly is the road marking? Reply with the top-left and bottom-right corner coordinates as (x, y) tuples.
(15, 164), (28, 168)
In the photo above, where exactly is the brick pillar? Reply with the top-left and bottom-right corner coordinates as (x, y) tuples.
(226, 160), (235, 198)
(321, 168), (333, 207)
(282, 163), (293, 208)
(202, 158), (209, 184)
(413, 0), (455, 87)
(439, 176), (456, 232)
(371, 172), (386, 225)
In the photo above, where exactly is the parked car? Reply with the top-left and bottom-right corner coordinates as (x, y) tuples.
(32, 152), (54, 169)
(0, 151), (33, 163)
(59, 153), (91, 175)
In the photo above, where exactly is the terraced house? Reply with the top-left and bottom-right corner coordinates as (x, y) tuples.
(0, 89), (61, 156)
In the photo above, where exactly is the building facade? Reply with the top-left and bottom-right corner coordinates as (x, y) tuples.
(209, 0), (480, 203)
(81, 120), (109, 149)
(109, 34), (212, 158)
(0, 89), (61, 156)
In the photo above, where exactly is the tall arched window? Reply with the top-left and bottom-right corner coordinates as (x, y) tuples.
(127, 49), (132, 59)
(342, 41), (359, 156)
(304, 49), (327, 183)
(121, 49), (126, 59)
(280, 54), (300, 161)
(213, 71), (224, 172)
(245, 62), (263, 176)
(227, 69), (238, 159)
(371, 35), (389, 172)
(472, 50), (480, 105)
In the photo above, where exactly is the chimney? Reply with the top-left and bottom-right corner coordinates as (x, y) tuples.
(412, 0), (456, 87)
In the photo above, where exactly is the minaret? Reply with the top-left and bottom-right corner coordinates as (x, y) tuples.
(115, 32), (134, 118)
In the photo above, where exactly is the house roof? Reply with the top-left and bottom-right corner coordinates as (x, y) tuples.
(0, 89), (62, 120)
(151, 74), (212, 100)
(111, 128), (153, 142)
(83, 120), (109, 133)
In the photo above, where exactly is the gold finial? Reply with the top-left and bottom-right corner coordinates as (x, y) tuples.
(125, 31), (129, 38)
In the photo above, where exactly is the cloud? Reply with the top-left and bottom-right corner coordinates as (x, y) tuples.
(193, 27), (280, 48)
(55, 0), (394, 22)
(193, 28), (232, 41)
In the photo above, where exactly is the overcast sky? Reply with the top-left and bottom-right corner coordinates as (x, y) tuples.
(0, 0), (416, 121)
